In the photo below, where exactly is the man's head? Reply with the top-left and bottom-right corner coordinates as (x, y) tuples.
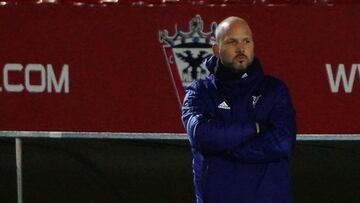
(212, 16), (254, 72)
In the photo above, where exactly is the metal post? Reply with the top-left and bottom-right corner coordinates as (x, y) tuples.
(15, 138), (23, 203)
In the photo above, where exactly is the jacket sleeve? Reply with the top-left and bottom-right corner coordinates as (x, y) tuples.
(181, 81), (257, 155)
(225, 83), (296, 163)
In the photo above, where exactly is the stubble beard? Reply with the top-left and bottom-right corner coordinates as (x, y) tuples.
(222, 56), (253, 73)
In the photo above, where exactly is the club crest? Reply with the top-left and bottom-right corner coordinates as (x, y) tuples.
(159, 15), (217, 104)
(252, 95), (262, 108)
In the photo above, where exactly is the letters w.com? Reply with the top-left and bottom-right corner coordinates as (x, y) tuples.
(0, 63), (69, 94)
(326, 64), (360, 93)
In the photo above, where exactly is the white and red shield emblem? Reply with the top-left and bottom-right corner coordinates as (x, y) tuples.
(159, 15), (217, 106)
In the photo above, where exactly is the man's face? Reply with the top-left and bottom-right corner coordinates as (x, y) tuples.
(213, 22), (254, 72)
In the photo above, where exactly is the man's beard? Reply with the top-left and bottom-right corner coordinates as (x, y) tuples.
(222, 55), (252, 73)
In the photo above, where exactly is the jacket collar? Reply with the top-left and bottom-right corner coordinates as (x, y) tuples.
(203, 55), (264, 87)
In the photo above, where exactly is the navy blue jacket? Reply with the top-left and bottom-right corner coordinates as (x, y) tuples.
(182, 56), (296, 203)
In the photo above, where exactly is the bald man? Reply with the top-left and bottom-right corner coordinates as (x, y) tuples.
(182, 17), (296, 203)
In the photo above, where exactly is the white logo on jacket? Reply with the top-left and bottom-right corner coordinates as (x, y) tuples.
(252, 95), (262, 108)
(218, 101), (231, 110)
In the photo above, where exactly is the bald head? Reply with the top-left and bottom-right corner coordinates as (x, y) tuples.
(212, 16), (255, 71)
(215, 17), (252, 44)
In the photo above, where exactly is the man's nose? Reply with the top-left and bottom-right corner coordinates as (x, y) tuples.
(236, 43), (246, 53)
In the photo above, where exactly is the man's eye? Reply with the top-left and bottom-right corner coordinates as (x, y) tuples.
(244, 39), (251, 44)
(227, 40), (237, 44)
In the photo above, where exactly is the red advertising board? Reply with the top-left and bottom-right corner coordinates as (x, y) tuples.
(0, 4), (359, 136)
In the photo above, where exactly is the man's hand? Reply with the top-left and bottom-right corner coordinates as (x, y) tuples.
(255, 122), (260, 134)
(256, 122), (269, 135)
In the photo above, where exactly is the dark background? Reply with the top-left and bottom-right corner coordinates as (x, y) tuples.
(1, 138), (359, 203)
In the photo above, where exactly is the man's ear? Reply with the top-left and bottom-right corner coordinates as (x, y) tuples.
(212, 44), (220, 57)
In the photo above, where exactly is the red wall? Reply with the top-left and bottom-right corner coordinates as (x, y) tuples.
(0, 4), (359, 134)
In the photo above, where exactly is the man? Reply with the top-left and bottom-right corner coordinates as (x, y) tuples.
(182, 16), (296, 203)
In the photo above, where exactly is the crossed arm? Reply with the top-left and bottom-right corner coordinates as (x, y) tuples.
(182, 82), (296, 163)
